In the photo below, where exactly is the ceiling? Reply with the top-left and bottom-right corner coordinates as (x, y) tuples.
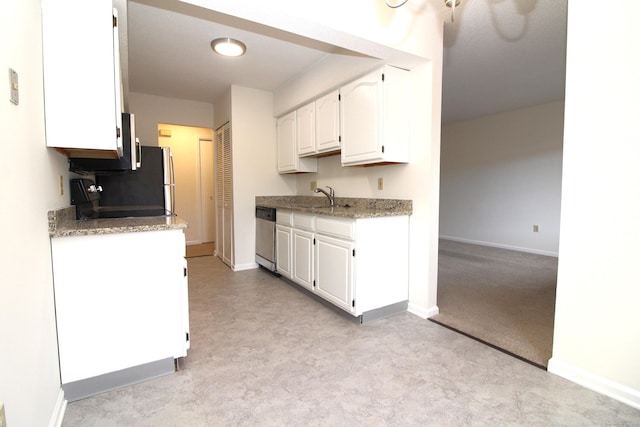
(126, 0), (567, 123)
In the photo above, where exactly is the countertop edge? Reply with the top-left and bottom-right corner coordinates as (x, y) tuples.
(49, 207), (188, 238)
(255, 196), (413, 218)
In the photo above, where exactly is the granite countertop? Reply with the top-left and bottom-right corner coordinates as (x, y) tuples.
(49, 207), (188, 238)
(255, 196), (412, 218)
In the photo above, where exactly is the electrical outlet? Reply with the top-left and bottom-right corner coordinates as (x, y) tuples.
(377, 177), (384, 190)
(533, 224), (539, 232)
(59, 175), (64, 196)
(1, 401), (7, 427)
(310, 181), (317, 191)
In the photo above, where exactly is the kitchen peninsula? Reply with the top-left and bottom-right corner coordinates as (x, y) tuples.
(48, 208), (190, 401)
(257, 196), (412, 323)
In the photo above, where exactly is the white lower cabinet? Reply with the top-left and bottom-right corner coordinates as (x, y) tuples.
(275, 210), (293, 278)
(292, 214), (315, 291)
(275, 224), (292, 279)
(50, 229), (190, 394)
(283, 212), (409, 317)
(315, 234), (354, 313)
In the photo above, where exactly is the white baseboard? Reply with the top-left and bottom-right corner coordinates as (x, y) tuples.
(548, 357), (640, 410)
(439, 235), (559, 257)
(233, 262), (259, 272)
(48, 388), (67, 427)
(407, 303), (439, 319)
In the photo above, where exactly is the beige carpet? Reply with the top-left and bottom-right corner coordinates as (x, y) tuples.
(432, 239), (557, 368)
(186, 242), (215, 258)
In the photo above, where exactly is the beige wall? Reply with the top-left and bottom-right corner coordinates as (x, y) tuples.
(0, 0), (68, 425)
(548, 0), (640, 408)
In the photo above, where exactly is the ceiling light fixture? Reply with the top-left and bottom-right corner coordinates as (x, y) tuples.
(384, 0), (462, 22)
(384, 0), (409, 8)
(210, 38), (246, 57)
(444, 0), (461, 22)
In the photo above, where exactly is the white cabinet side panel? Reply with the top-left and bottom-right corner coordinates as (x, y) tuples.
(51, 230), (185, 383)
(355, 216), (409, 312)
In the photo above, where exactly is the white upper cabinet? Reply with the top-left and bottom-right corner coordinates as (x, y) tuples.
(42, 0), (123, 158)
(297, 90), (341, 157)
(314, 90), (341, 155)
(296, 102), (316, 156)
(277, 111), (317, 173)
(340, 66), (410, 166)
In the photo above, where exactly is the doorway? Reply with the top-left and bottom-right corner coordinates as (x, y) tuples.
(435, 103), (564, 369)
(157, 123), (215, 253)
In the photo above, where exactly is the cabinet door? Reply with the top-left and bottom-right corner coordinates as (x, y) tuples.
(296, 102), (316, 156)
(292, 229), (314, 291)
(340, 69), (383, 165)
(42, 0), (122, 157)
(315, 234), (355, 313)
(216, 123), (234, 268)
(277, 111), (297, 172)
(315, 90), (341, 153)
(275, 225), (293, 279)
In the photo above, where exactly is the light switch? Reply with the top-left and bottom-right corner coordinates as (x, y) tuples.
(377, 177), (384, 190)
(9, 68), (19, 105)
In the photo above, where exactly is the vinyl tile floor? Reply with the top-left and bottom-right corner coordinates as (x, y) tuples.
(62, 255), (640, 426)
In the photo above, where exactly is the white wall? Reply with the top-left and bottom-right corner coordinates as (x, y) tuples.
(0, 0), (68, 425)
(547, 0), (640, 409)
(213, 88), (231, 130)
(228, 86), (297, 270)
(129, 92), (214, 147)
(439, 101), (564, 256)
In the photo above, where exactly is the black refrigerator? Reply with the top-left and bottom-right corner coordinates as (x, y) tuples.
(95, 146), (175, 218)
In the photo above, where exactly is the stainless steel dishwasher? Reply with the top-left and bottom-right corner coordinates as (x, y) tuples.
(255, 206), (277, 272)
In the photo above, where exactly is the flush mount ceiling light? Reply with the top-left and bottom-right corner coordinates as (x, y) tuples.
(210, 38), (246, 57)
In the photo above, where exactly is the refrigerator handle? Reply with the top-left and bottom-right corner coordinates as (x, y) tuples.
(170, 150), (176, 215)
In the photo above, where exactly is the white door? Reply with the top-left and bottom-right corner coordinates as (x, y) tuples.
(340, 69), (383, 165)
(315, 90), (341, 153)
(199, 139), (215, 243)
(275, 225), (292, 279)
(277, 111), (297, 172)
(315, 234), (354, 313)
(292, 228), (314, 291)
(215, 123), (233, 268)
(296, 102), (315, 155)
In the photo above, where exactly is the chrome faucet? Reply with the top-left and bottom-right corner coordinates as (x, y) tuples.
(314, 185), (335, 206)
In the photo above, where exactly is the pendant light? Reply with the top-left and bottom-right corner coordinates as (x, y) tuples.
(445, 0), (461, 22)
(384, 0), (462, 22)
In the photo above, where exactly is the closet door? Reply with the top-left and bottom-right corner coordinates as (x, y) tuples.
(215, 123), (233, 268)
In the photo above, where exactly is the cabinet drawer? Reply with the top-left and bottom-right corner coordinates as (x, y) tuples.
(315, 216), (355, 240)
(276, 210), (293, 226)
(293, 213), (315, 231)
